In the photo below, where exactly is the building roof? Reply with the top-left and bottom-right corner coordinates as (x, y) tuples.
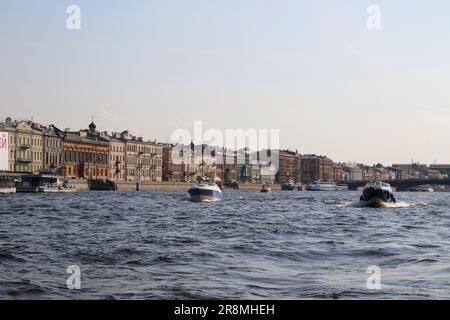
(63, 132), (109, 146)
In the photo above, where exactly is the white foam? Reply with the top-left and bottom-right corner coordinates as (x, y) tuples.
(343, 200), (427, 208)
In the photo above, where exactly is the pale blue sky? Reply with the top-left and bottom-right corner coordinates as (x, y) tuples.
(1, 0), (449, 164)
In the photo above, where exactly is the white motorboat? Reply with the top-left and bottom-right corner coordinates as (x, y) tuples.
(305, 181), (337, 191)
(359, 181), (396, 208)
(188, 177), (223, 202)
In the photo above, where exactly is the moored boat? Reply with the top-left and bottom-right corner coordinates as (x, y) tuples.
(281, 179), (296, 191)
(224, 181), (240, 190)
(409, 184), (434, 192)
(188, 177), (222, 202)
(305, 181), (337, 191)
(0, 174), (16, 194)
(16, 172), (77, 193)
(336, 183), (349, 191)
(88, 179), (117, 191)
(359, 181), (396, 208)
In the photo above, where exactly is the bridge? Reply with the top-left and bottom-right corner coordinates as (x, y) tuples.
(345, 178), (450, 191)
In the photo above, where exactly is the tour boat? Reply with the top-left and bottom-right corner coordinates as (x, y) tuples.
(359, 181), (396, 207)
(305, 181), (337, 191)
(188, 177), (223, 202)
(336, 183), (349, 191)
(409, 184), (434, 192)
(16, 172), (77, 193)
(260, 184), (272, 193)
(0, 174), (16, 194)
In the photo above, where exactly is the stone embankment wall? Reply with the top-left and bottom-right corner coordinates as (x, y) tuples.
(69, 180), (282, 191)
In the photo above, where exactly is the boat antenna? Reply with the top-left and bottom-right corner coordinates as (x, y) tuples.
(201, 144), (204, 176)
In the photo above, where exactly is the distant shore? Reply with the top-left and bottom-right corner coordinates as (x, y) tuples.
(69, 180), (282, 191)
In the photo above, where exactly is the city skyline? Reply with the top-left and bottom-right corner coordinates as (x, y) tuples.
(1, 115), (446, 169)
(1, 1), (450, 165)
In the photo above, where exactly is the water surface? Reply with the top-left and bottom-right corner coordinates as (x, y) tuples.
(1, 190), (449, 299)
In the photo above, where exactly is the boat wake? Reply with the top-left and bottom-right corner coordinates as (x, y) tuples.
(339, 181), (428, 209)
(342, 200), (427, 208)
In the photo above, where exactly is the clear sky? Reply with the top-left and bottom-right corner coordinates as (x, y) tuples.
(1, 0), (449, 165)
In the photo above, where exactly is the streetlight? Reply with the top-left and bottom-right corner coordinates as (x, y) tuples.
(136, 151), (143, 191)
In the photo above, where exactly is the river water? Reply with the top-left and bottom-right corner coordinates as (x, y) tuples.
(1, 190), (449, 299)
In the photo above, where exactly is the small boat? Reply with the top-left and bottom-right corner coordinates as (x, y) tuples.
(359, 181), (396, 208)
(305, 181), (337, 191)
(336, 183), (349, 191)
(16, 172), (77, 193)
(409, 184), (434, 192)
(224, 181), (240, 190)
(281, 179), (296, 191)
(88, 179), (117, 191)
(188, 177), (223, 202)
(0, 174), (16, 194)
(261, 184), (272, 193)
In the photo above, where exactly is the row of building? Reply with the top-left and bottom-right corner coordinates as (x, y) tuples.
(0, 118), (163, 182)
(2, 117), (449, 184)
(273, 150), (449, 184)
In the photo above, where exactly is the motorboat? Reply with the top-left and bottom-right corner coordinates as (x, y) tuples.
(409, 184), (434, 192)
(260, 184), (272, 193)
(16, 172), (77, 193)
(188, 177), (223, 202)
(305, 181), (337, 191)
(281, 179), (296, 191)
(0, 174), (16, 194)
(359, 181), (396, 207)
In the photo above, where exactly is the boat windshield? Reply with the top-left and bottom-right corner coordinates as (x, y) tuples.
(365, 181), (391, 188)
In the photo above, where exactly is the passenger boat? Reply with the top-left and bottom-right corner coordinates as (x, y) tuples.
(305, 181), (337, 191)
(336, 183), (349, 191)
(88, 179), (117, 191)
(409, 184), (434, 192)
(16, 172), (77, 193)
(281, 179), (296, 191)
(188, 177), (223, 202)
(0, 174), (16, 194)
(359, 181), (396, 207)
(260, 184), (272, 193)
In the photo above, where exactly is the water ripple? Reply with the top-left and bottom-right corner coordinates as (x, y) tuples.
(0, 190), (449, 299)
